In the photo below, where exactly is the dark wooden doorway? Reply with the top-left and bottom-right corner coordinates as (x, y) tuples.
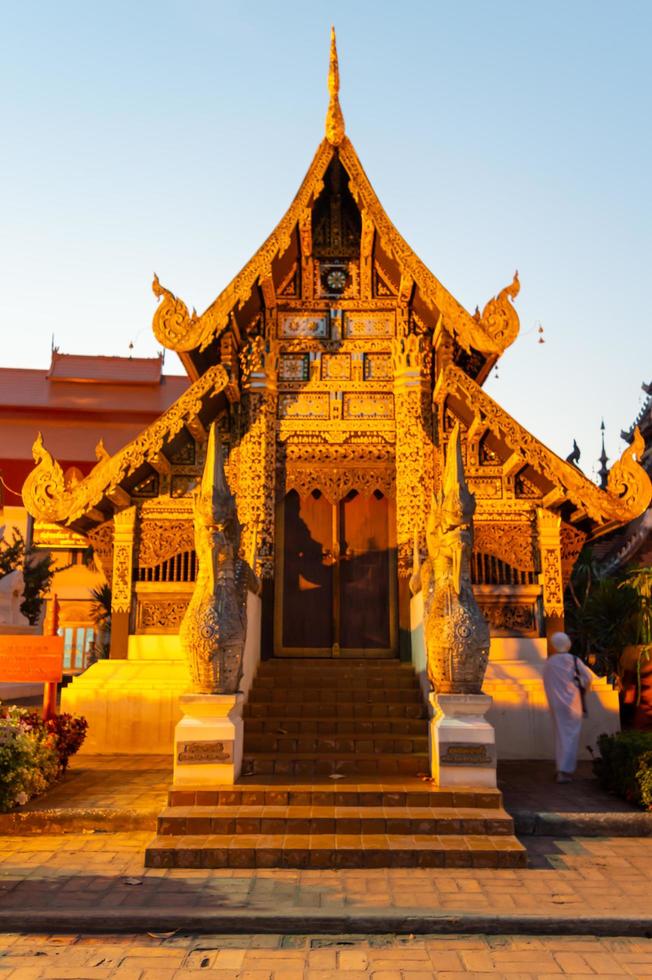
(274, 488), (398, 658)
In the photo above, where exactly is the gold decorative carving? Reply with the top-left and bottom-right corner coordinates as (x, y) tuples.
(393, 335), (433, 573)
(537, 509), (564, 618)
(338, 138), (513, 355)
(342, 393), (394, 419)
(475, 272), (521, 350)
(285, 464), (394, 504)
(137, 597), (189, 633)
(278, 393), (330, 419)
(436, 365), (652, 533)
(343, 312), (394, 338)
(87, 521), (114, 586)
(279, 314), (329, 339)
(473, 521), (535, 572)
(607, 427), (651, 514)
(560, 522), (587, 587)
(111, 506), (136, 615)
(322, 353), (351, 381)
(364, 353), (392, 380)
(22, 364), (230, 526)
(137, 519), (194, 569)
(285, 440), (394, 464)
(95, 438), (110, 463)
(477, 600), (537, 637)
(279, 354), (309, 381)
(467, 477), (502, 499)
(325, 27), (345, 147)
(230, 386), (277, 579)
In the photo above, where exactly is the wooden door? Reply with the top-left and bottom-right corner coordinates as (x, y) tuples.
(275, 488), (397, 657)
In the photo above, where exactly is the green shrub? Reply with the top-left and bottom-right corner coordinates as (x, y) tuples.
(0, 706), (59, 812)
(17, 711), (88, 775)
(594, 731), (652, 809)
(0, 705), (88, 811)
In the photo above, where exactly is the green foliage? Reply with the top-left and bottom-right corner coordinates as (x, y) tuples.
(20, 550), (56, 625)
(594, 731), (652, 809)
(16, 710), (88, 775)
(0, 705), (59, 812)
(620, 566), (652, 647)
(90, 584), (112, 659)
(0, 527), (57, 625)
(0, 704), (88, 811)
(565, 550), (652, 681)
(0, 528), (24, 579)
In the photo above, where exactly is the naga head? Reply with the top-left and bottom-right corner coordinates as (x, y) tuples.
(194, 422), (242, 572)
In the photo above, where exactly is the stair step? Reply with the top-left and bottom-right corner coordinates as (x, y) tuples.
(244, 733), (429, 754)
(245, 718), (427, 736)
(145, 833), (527, 869)
(247, 687), (423, 704)
(157, 805), (515, 837)
(244, 702), (426, 719)
(241, 752), (429, 777)
(253, 675), (419, 690)
(168, 781), (503, 810)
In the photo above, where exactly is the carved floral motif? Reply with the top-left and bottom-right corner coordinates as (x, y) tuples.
(473, 521), (536, 573)
(137, 519), (194, 569)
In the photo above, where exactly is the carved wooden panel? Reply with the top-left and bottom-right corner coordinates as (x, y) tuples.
(343, 312), (394, 338)
(279, 314), (329, 339)
(279, 354), (310, 381)
(342, 393), (394, 419)
(278, 393), (330, 419)
(363, 353), (392, 380)
(321, 353), (351, 381)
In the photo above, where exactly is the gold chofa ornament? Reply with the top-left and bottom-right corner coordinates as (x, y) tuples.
(179, 422), (257, 694)
(419, 424), (490, 694)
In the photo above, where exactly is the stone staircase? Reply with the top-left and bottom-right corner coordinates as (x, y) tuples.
(145, 658), (526, 869)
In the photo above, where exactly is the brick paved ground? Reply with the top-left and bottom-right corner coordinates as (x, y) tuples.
(1, 832), (651, 923)
(1, 931), (652, 977)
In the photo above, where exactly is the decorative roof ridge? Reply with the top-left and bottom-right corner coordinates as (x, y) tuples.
(436, 363), (652, 535)
(152, 140), (335, 353)
(337, 137), (519, 356)
(22, 363), (230, 526)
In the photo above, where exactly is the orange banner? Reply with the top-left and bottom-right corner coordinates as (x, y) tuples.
(0, 636), (64, 683)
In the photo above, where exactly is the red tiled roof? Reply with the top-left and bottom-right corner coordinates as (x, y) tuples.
(48, 352), (164, 385)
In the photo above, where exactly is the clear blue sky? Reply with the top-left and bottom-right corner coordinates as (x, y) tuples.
(2, 0), (651, 476)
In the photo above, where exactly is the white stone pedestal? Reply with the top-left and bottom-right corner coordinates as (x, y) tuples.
(429, 693), (497, 788)
(173, 693), (244, 786)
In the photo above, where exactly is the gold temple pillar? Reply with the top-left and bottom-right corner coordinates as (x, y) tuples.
(536, 507), (565, 641)
(109, 505), (137, 659)
(235, 346), (278, 580)
(393, 335), (433, 655)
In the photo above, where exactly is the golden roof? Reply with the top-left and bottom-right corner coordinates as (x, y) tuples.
(151, 33), (519, 365)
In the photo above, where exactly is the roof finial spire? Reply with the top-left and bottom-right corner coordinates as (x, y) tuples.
(598, 418), (610, 490)
(325, 26), (345, 146)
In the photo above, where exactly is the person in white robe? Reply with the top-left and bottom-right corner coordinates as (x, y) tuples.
(542, 631), (594, 782)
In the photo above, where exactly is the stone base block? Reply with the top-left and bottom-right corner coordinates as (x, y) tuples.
(173, 694), (243, 786)
(429, 693), (497, 788)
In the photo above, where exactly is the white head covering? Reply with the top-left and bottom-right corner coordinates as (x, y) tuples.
(550, 631), (572, 653)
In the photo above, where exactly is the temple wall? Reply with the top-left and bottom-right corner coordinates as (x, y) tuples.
(64, 592), (261, 754)
(410, 595), (620, 761)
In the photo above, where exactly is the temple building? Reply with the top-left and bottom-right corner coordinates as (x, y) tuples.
(1, 350), (186, 669)
(22, 33), (651, 760)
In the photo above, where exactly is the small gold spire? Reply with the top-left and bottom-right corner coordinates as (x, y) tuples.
(325, 26), (345, 146)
